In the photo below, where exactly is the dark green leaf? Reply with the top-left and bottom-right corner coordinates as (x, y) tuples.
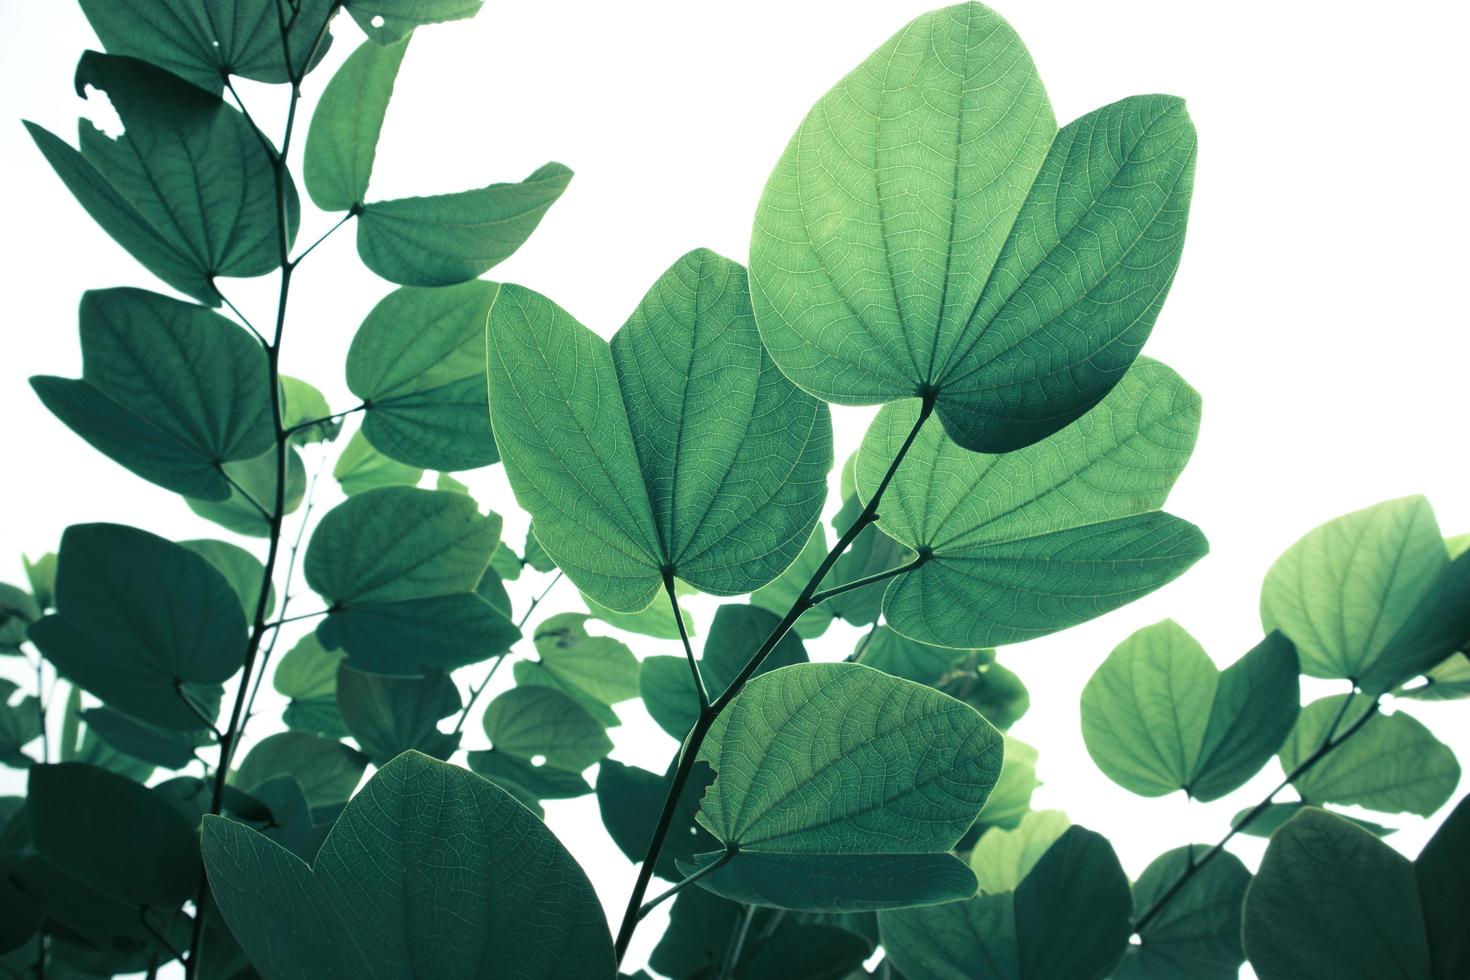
(357, 163), (571, 286)
(482, 685), (612, 773)
(233, 731), (367, 815)
(29, 761), (198, 906)
(187, 444), (306, 536)
(1243, 807), (1430, 980)
(488, 250), (832, 611)
(303, 36), (406, 211)
(336, 663), (460, 765)
(1117, 846), (1250, 980)
(1416, 793), (1470, 980)
(858, 360), (1204, 648)
(734, 923), (870, 980)
(692, 662), (998, 910)
(968, 810), (1071, 895)
(347, 0), (483, 44)
(332, 428), (422, 495)
(182, 538), (274, 618)
(1232, 802), (1396, 839)
(32, 288), (273, 499)
(79, 707), (207, 770)
(0, 681), (41, 768)
(0, 584), (40, 654)
(596, 758), (718, 882)
(467, 747), (591, 802)
(346, 281), (500, 469)
(28, 523), (244, 730)
(824, 490), (910, 627)
(203, 752), (614, 978)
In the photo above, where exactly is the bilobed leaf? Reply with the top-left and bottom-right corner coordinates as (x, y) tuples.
(77, 0), (336, 93)
(1282, 696), (1458, 816)
(188, 444), (307, 537)
(336, 663), (460, 765)
(858, 359), (1205, 648)
(346, 281), (500, 469)
(182, 538), (274, 618)
(1082, 623), (1299, 799)
(233, 731), (368, 815)
(305, 486), (518, 674)
(1244, 807), (1430, 980)
(583, 590), (695, 640)
(1415, 794), (1470, 980)
(0, 680), (41, 768)
(691, 662), (999, 910)
(751, 3), (1195, 454)
(32, 288), (273, 499)
(27, 53), (297, 305)
(28, 762), (198, 907)
(304, 36), (407, 212)
(332, 428), (422, 495)
(968, 810), (1070, 894)
(357, 163), (571, 286)
(1262, 496), (1469, 693)
(348, 0), (484, 44)
(28, 523), (244, 730)
(520, 613), (640, 720)
(481, 685), (612, 773)
(1117, 846), (1250, 980)
(488, 250), (833, 612)
(202, 752), (615, 979)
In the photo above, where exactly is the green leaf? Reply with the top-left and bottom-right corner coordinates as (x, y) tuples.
(1244, 807), (1430, 980)
(648, 888), (761, 980)
(974, 736), (1039, 831)
(1232, 801), (1396, 839)
(522, 613), (639, 716)
(692, 661), (999, 910)
(750, 4), (1195, 454)
(1117, 846), (1250, 980)
(1081, 623), (1299, 799)
(28, 523), (244, 730)
(858, 359), (1205, 648)
(32, 288), (273, 499)
(467, 747), (590, 804)
(1282, 696), (1459, 816)
(583, 589), (695, 640)
(203, 752), (615, 979)
(187, 444), (306, 537)
(641, 603), (807, 739)
(77, 0), (336, 92)
(1261, 496), (1462, 693)
(27, 53), (297, 305)
(305, 486), (518, 674)
(78, 707), (207, 770)
(1398, 653), (1470, 701)
(881, 826), (1131, 980)
(0, 680), (41, 768)
(524, 526), (557, 573)
(28, 761), (198, 907)
(968, 810), (1070, 894)
(859, 628), (1028, 730)
(489, 250), (833, 611)
(332, 428), (422, 495)
(1416, 793), (1470, 980)
(233, 731), (367, 815)
(346, 281), (500, 469)
(280, 376), (339, 446)
(357, 163), (571, 286)
(482, 685), (612, 773)
(489, 541), (523, 581)
(274, 632), (346, 736)
(596, 758), (719, 882)
(182, 538), (274, 618)
(0, 583), (39, 654)
(824, 491), (911, 627)
(347, 0), (484, 44)
(734, 922), (870, 980)
(304, 36), (406, 212)
(22, 552), (57, 612)
(336, 663), (460, 765)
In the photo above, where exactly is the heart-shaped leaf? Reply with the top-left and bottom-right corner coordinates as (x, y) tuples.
(1116, 846), (1251, 980)
(303, 36), (406, 212)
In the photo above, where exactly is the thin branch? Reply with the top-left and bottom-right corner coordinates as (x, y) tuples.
(450, 570), (565, 736)
(291, 208), (357, 266)
(637, 850), (733, 919)
(846, 621), (882, 664)
(220, 470), (271, 520)
(137, 907), (187, 965)
(175, 683), (223, 742)
(716, 903), (757, 980)
(217, 292), (265, 346)
(666, 568), (708, 710)
(260, 608), (332, 630)
(283, 402), (366, 437)
(810, 553), (928, 608)
(223, 79), (278, 162)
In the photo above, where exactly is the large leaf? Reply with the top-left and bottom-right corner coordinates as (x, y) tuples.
(1415, 794), (1470, 980)
(32, 288), (273, 499)
(488, 249), (833, 611)
(690, 662), (998, 910)
(28, 761), (198, 907)
(77, 0), (336, 92)
(857, 359), (1205, 648)
(1243, 807), (1430, 980)
(336, 664), (460, 765)
(26, 53), (297, 305)
(1282, 695), (1459, 816)
(1262, 496), (1470, 693)
(347, 0), (484, 43)
(303, 36), (406, 212)
(202, 752), (614, 979)
(357, 163), (571, 286)
(1081, 623), (1299, 799)
(880, 826), (1131, 980)
(304, 486), (518, 674)
(1116, 846), (1251, 980)
(750, 4), (1195, 454)
(346, 281), (500, 470)
(28, 523), (244, 730)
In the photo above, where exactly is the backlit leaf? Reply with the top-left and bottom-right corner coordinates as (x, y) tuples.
(1117, 846), (1250, 980)
(281, 375), (339, 446)
(1415, 793), (1470, 980)
(233, 731), (367, 816)
(595, 758), (718, 881)
(182, 538), (274, 618)
(304, 36), (406, 212)
(968, 810), (1070, 894)
(348, 0), (484, 44)
(274, 632), (346, 737)
(481, 685), (612, 773)
(336, 663), (460, 765)
(79, 707), (207, 770)
(332, 428), (422, 496)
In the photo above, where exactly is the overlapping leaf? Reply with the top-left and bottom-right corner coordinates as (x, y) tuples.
(857, 359), (1205, 648)
(336, 664), (460, 765)
(596, 758), (718, 882)
(347, 0), (484, 44)
(233, 732), (367, 819)
(1081, 622), (1299, 799)
(514, 613), (639, 727)
(489, 249), (833, 611)
(0, 681), (41, 768)
(188, 444), (307, 536)
(332, 429), (422, 496)
(273, 632), (347, 737)
(750, 3), (1196, 454)
(32, 288), (273, 499)
(303, 36), (406, 212)
(1116, 846), (1251, 979)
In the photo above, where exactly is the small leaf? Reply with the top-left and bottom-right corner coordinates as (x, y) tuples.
(348, 0), (484, 44)
(583, 589), (695, 640)
(274, 632), (346, 736)
(595, 758), (718, 881)
(1415, 793), (1470, 980)
(332, 428), (422, 495)
(357, 163), (571, 286)
(280, 376), (339, 446)
(858, 360), (1204, 648)
(303, 36), (407, 212)
(481, 686), (612, 773)
(188, 445), (307, 537)
(32, 288), (273, 499)
(346, 281), (500, 469)
(1081, 623), (1299, 800)
(692, 662), (999, 910)
(1243, 807), (1430, 980)
(182, 538), (274, 618)
(1281, 695), (1459, 816)
(521, 613), (639, 719)
(968, 810), (1070, 894)
(22, 553), (57, 611)
(203, 752), (615, 979)
(0, 584), (39, 655)
(28, 523), (244, 730)
(336, 663), (460, 765)
(488, 250), (832, 612)
(1117, 846), (1250, 980)
(232, 732), (367, 816)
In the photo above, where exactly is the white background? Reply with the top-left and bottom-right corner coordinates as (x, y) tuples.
(2, 2), (1468, 976)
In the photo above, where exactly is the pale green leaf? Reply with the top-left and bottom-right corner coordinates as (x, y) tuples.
(304, 36), (406, 211)
(332, 429), (422, 496)
(968, 810), (1069, 894)
(187, 445), (307, 537)
(1116, 846), (1250, 980)
(348, 0), (483, 44)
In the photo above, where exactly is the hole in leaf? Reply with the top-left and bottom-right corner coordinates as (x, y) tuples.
(370, 14), (386, 27)
(80, 84), (124, 139)
(530, 754), (546, 767)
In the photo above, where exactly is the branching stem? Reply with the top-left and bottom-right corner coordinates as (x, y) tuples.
(666, 568), (708, 710)
(450, 570), (565, 737)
